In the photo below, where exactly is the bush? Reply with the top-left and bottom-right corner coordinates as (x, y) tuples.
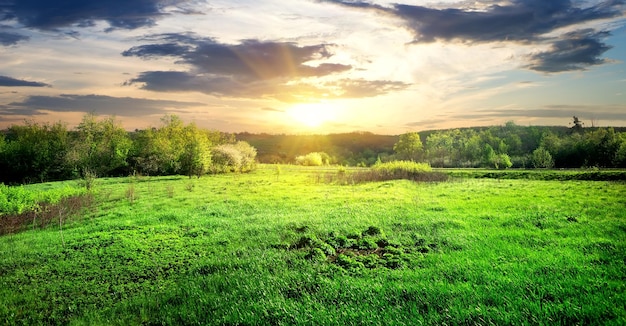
(210, 141), (257, 173)
(295, 152), (325, 166)
(493, 154), (513, 170)
(531, 147), (554, 168)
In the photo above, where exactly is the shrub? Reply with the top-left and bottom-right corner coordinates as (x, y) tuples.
(210, 141), (257, 173)
(295, 152), (324, 166)
(532, 147), (555, 168)
(493, 154), (513, 170)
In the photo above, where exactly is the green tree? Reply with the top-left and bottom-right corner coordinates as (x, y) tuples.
(482, 144), (496, 168)
(531, 147), (554, 168)
(393, 132), (423, 161)
(493, 153), (513, 170)
(425, 132), (453, 167)
(180, 123), (212, 178)
(0, 121), (70, 183)
(67, 114), (132, 177)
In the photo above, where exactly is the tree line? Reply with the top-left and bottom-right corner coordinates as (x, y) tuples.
(402, 121), (626, 169)
(240, 121), (626, 169)
(0, 114), (257, 184)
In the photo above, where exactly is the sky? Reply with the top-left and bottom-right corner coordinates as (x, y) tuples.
(1, 0), (625, 134)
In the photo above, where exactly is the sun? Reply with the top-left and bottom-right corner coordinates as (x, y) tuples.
(287, 103), (336, 128)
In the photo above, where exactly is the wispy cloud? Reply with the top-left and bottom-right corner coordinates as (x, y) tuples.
(0, 75), (49, 87)
(0, 26), (29, 46)
(2, 94), (204, 116)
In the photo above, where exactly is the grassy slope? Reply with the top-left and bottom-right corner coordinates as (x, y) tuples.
(1, 166), (625, 325)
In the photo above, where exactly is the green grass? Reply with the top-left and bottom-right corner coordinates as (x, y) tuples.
(441, 168), (626, 181)
(1, 165), (625, 325)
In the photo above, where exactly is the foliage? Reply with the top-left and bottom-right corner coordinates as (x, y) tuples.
(323, 161), (446, 184)
(295, 152), (330, 166)
(67, 114), (132, 177)
(210, 141), (257, 173)
(0, 121), (71, 184)
(372, 160), (432, 174)
(180, 123), (212, 178)
(493, 153), (513, 170)
(0, 114), (248, 184)
(393, 132), (423, 161)
(0, 183), (85, 216)
(531, 147), (554, 168)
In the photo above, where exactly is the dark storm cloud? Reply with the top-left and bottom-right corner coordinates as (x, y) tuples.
(3, 94), (204, 116)
(0, 75), (49, 87)
(123, 35), (351, 81)
(123, 33), (407, 100)
(526, 30), (613, 72)
(322, 0), (624, 43)
(0, 0), (190, 30)
(0, 26), (29, 45)
(393, 0), (624, 43)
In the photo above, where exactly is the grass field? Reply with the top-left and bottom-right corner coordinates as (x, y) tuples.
(1, 165), (625, 325)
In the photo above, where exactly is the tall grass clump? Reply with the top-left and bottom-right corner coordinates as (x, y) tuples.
(372, 160), (432, 175)
(325, 161), (448, 184)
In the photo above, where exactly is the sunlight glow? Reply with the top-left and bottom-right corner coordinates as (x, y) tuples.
(287, 103), (337, 128)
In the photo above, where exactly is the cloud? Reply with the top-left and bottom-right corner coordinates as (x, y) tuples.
(2, 94), (204, 116)
(457, 105), (626, 120)
(0, 26), (29, 45)
(526, 29), (613, 72)
(123, 35), (351, 81)
(261, 107), (284, 112)
(322, 0), (624, 72)
(323, 79), (409, 98)
(123, 33), (407, 101)
(324, 0), (625, 43)
(0, 0), (190, 30)
(0, 75), (49, 87)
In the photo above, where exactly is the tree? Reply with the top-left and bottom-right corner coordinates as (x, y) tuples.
(393, 132), (423, 161)
(425, 132), (453, 167)
(67, 114), (132, 177)
(531, 147), (554, 168)
(571, 116), (584, 133)
(493, 154), (513, 170)
(0, 121), (70, 183)
(180, 123), (212, 178)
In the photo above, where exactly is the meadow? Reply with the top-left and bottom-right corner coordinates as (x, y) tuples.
(1, 165), (625, 325)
